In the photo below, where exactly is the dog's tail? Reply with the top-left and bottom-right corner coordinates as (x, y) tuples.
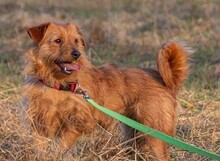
(157, 41), (192, 95)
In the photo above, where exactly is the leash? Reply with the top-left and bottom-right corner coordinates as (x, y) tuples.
(81, 93), (220, 160)
(38, 80), (220, 160)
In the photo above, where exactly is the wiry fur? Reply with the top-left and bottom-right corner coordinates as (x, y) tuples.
(157, 41), (192, 95)
(24, 22), (190, 161)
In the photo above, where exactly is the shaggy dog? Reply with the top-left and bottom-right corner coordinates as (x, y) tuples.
(24, 22), (190, 160)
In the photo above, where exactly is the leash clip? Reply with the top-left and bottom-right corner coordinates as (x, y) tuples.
(75, 82), (90, 99)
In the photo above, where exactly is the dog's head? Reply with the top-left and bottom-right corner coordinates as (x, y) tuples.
(27, 22), (87, 81)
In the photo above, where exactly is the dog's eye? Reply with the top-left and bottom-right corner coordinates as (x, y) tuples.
(54, 39), (62, 44)
(75, 39), (78, 44)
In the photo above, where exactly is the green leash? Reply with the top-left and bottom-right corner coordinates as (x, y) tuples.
(84, 97), (220, 160)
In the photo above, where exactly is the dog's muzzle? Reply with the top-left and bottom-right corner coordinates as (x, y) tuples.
(56, 61), (81, 75)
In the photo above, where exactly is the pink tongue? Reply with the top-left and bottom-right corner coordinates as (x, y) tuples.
(63, 63), (81, 71)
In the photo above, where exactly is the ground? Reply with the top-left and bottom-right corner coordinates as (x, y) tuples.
(0, 0), (219, 160)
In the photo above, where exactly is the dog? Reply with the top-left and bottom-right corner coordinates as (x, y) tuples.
(24, 22), (190, 160)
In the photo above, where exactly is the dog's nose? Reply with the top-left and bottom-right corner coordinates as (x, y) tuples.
(71, 50), (81, 59)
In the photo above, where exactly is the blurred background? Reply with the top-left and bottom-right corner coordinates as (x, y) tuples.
(0, 0), (219, 160)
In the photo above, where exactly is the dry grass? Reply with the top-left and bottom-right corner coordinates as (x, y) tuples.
(0, 0), (219, 160)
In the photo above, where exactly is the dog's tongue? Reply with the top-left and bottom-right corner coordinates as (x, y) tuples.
(62, 63), (81, 71)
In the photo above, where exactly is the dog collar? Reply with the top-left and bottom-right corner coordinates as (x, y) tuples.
(39, 79), (78, 92)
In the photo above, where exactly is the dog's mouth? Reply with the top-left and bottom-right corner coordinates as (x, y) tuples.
(55, 61), (81, 75)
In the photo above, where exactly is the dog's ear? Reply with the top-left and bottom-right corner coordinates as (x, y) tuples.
(75, 26), (86, 48)
(27, 23), (51, 43)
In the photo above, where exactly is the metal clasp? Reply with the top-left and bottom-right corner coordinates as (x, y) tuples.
(75, 82), (90, 99)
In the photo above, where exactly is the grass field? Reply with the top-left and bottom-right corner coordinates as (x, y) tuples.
(0, 0), (219, 160)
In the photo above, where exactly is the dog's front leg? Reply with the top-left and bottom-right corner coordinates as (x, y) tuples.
(59, 129), (80, 150)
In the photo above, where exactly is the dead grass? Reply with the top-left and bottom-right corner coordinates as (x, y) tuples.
(0, 0), (219, 160)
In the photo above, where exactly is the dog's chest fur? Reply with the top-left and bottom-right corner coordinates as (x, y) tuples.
(24, 77), (101, 137)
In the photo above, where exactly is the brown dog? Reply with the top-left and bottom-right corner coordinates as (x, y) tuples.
(24, 22), (190, 160)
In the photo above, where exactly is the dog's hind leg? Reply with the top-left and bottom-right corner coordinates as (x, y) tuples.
(143, 136), (169, 161)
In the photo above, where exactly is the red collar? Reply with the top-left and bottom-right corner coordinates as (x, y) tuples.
(39, 79), (78, 92)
